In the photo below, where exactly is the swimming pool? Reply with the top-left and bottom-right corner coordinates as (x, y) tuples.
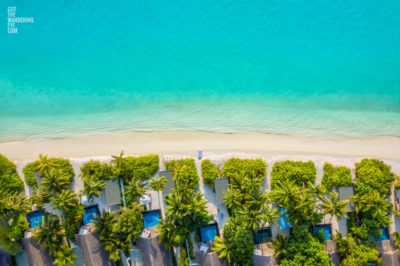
(199, 224), (218, 242)
(253, 228), (271, 244)
(142, 210), (161, 228)
(279, 208), (291, 229)
(27, 211), (44, 228)
(314, 225), (332, 241)
(83, 205), (99, 225)
(377, 227), (389, 241)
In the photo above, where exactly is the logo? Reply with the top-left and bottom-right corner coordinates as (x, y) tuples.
(8, 7), (34, 34)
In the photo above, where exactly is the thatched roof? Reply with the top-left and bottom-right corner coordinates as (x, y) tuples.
(135, 234), (173, 266)
(21, 237), (54, 266)
(75, 232), (113, 266)
(160, 170), (174, 197)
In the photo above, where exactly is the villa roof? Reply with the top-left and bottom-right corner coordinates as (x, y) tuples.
(338, 186), (355, 212)
(0, 249), (10, 266)
(75, 232), (113, 266)
(252, 254), (277, 266)
(380, 250), (400, 266)
(21, 237), (54, 266)
(214, 177), (229, 204)
(395, 189), (400, 203)
(135, 234), (173, 266)
(160, 170), (174, 197)
(104, 179), (121, 207)
(196, 251), (228, 266)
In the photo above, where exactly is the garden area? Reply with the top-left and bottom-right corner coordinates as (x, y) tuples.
(1, 152), (400, 266)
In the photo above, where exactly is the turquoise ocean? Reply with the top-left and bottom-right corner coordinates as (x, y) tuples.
(1, 0), (400, 141)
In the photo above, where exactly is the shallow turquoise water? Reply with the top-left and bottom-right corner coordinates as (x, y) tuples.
(1, 0), (400, 140)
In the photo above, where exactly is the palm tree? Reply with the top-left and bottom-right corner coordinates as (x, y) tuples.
(39, 169), (71, 198)
(269, 180), (300, 209)
(320, 190), (349, 221)
(54, 243), (77, 266)
(149, 175), (167, 211)
(111, 151), (127, 181)
(93, 211), (121, 262)
(354, 191), (391, 219)
(186, 192), (209, 223)
(51, 190), (78, 220)
(212, 236), (234, 263)
(158, 217), (177, 250)
(0, 192), (29, 220)
(164, 191), (185, 220)
(33, 214), (65, 256)
(268, 231), (289, 259)
(125, 179), (147, 206)
(222, 188), (242, 211)
(35, 154), (59, 177)
(260, 204), (279, 228)
(82, 178), (105, 201)
(93, 211), (116, 239)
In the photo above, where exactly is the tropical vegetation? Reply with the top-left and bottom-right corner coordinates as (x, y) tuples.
(2, 152), (400, 266)
(321, 162), (353, 191)
(271, 160), (316, 187)
(214, 158), (271, 265)
(201, 159), (220, 186)
(159, 159), (211, 263)
(94, 205), (144, 262)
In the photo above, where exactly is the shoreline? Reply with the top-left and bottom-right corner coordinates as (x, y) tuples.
(1, 130), (400, 163)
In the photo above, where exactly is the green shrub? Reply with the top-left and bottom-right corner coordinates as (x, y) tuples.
(271, 160), (316, 187)
(53, 158), (75, 182)
(314, 229), (326, 245)
(346, 212), (357, 234)
(0, 154), (24, 197)
(80, 160), (114, 182)
(22, 161), (39, 188)
(124, 154), (159, 181)
(201, 160), (220, 186)
(280, 224), (330, 266)
(222, 158), (266, 179)
(0, 225), (20, 255)
(395, 176), (400, 190)
(166, 158), (199, 190)
(9, 214), (29, 241)
(355, 159), (395, 196)
(336, 234), (380, 265)
(321, 163), (352, 190)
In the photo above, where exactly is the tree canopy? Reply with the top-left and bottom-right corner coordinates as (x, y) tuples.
(321, 163), (352, 191)
(271, 160), (316, 188)
(201, 159), (220, 187)
(0, 154), (24, 198)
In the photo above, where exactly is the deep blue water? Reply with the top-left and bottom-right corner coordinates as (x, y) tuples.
(142, 210), (160, 228)
(1, 0), (400, 140)
(199, 224), (218, 242)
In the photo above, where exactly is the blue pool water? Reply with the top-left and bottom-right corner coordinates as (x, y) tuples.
(377, 227), (389, 241)
(199, 224), (218, 242)
(1, 1), (400, 140)
(279, 208), (291, 229)
(253, 228), (271, 245)
(83, 206), (99, 225)
(142, 210), (160, 228)
(27, 211), (44, 228)
(314, 225), (332, 241)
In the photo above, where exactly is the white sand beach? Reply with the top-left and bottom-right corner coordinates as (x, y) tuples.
(1, 130), (400, 163)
